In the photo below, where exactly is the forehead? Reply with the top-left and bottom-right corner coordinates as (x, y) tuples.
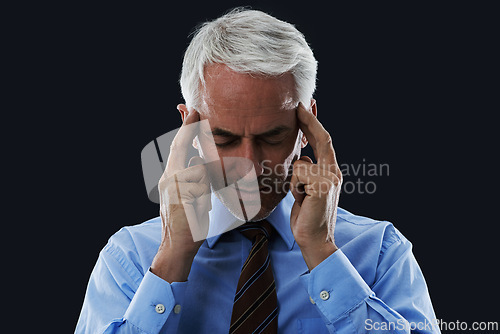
(200, 64), (297, 118)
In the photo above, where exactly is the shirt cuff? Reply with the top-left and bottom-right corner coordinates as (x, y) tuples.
(124, 269), (188, 333)
(300, 249), (372, 322)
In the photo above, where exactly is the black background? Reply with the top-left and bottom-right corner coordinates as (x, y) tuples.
(21, 1), (497, 332)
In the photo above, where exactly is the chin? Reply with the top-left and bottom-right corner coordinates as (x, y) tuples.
(244, 207), (276, 222)
(215, 189), (286, 222)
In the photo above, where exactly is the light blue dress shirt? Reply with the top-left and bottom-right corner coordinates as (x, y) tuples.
(76, 192), (440, 333)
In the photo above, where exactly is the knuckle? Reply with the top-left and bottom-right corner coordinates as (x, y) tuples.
(165, 183), (178, 197)
(158, 176), (173, 191)
(322, 132), (332, 144)
(326, 172), (341, 187)
(336, 173), (343, 186)
(169, 139), (180, 151)
(332, 178), (340, 187)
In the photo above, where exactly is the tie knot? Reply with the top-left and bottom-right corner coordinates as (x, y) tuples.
(237, 220), (274, 242)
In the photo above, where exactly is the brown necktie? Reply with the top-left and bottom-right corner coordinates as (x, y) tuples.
(229, 220), (278, 334)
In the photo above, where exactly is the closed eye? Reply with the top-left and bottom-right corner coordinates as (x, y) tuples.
(261, 137), (285, 145)
(214, 140), (238, 148)
(210, 125), (292, 148)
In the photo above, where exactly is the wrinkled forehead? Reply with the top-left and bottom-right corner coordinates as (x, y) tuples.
(199, 64), (298, 118)
(200, 102), (298, 118)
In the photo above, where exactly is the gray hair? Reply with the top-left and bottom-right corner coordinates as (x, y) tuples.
(180, 8), (318, 111)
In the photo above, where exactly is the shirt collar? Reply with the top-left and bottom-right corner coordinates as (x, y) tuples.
(206, 192), (295, 250)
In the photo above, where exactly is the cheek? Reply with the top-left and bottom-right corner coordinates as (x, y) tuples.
(196, 135), (219, 161)
(279, 149), (299, 179)
(264, 132), (302, 179)
(283, 131), (303, 175)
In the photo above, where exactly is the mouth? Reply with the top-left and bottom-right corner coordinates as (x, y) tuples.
(235, 186), (263, 195)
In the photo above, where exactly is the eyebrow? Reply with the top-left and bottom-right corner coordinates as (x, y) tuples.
(210, 125), (292, 138)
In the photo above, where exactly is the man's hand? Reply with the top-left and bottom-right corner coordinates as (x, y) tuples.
(151, 110), (211, 283)
(290, 103), (342, 271)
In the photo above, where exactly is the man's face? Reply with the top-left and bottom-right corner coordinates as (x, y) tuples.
(195, 64), (303, 221)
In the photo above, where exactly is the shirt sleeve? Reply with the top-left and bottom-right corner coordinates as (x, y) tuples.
(75, 241), (187, 334)
(300, 235), (440, 334)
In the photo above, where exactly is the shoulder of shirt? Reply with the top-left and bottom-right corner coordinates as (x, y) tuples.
(101, 216), (162, 279)
(336, 207), (409, 254)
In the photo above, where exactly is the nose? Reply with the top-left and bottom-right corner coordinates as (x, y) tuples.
(238, 139), (264, 177)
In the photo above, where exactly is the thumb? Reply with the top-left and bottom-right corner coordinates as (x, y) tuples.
(188, 156), (205, 167)
(299, 155), (313, 164)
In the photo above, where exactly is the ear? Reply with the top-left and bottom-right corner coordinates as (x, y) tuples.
(177, 103), (200, 149)
(177, 104), (189, 122)
(310, 98), (317, 117)
(300, 99), (317, 148)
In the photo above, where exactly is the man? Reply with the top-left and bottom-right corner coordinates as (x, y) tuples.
(76, 8), (440, 333)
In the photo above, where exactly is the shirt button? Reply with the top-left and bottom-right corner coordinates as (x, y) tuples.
(155, 304), (165, 314)
(309, 296), (316, 304)
(319, 290), (330, 301)
(174, 304), (182, 314)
